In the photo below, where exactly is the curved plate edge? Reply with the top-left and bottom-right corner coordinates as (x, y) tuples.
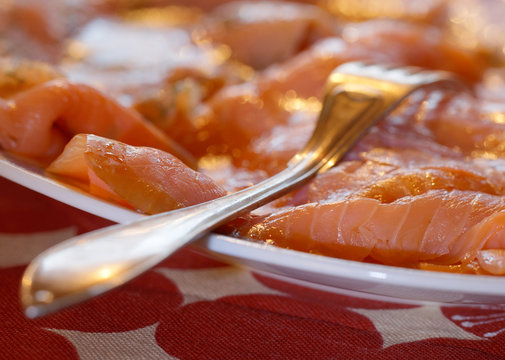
(197, 234), (505, 305)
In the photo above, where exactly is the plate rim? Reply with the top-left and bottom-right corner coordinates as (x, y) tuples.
(201, 233), (505, 297)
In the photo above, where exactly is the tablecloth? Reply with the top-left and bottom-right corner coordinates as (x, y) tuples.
(1, 177), (505, 360)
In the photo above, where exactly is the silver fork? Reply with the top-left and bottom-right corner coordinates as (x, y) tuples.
(20, 62), (464, 318)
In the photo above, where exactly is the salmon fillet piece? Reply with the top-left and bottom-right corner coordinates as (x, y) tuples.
(0, 80), (194, 166)
(234, 190), (505, 272)
(47, 134), (226, 214)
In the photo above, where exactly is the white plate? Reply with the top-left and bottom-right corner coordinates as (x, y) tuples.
(2, 151), (505, 305)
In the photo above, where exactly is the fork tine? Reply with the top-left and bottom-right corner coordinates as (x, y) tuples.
(333, 61), (466, 92)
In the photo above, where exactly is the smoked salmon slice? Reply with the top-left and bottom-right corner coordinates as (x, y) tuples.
(47, 134), (226, 214)
(234, 190), (505, 273)
(0, 79), (194, 165)
(305, 148), (505, 203)
(204, 1), (337, 69)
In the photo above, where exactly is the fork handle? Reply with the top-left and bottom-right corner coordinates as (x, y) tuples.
(20, 85), (384, 318)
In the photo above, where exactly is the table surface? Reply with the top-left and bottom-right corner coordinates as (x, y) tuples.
(2, 177), (505, 360)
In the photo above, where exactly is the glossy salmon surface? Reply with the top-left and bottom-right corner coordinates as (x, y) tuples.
(0, 79), (194, 165)
(48, 134), (226, 214)
(233, 191), (505, 268)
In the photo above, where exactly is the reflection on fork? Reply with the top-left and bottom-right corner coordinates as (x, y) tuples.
(20, 62), (465, 318)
